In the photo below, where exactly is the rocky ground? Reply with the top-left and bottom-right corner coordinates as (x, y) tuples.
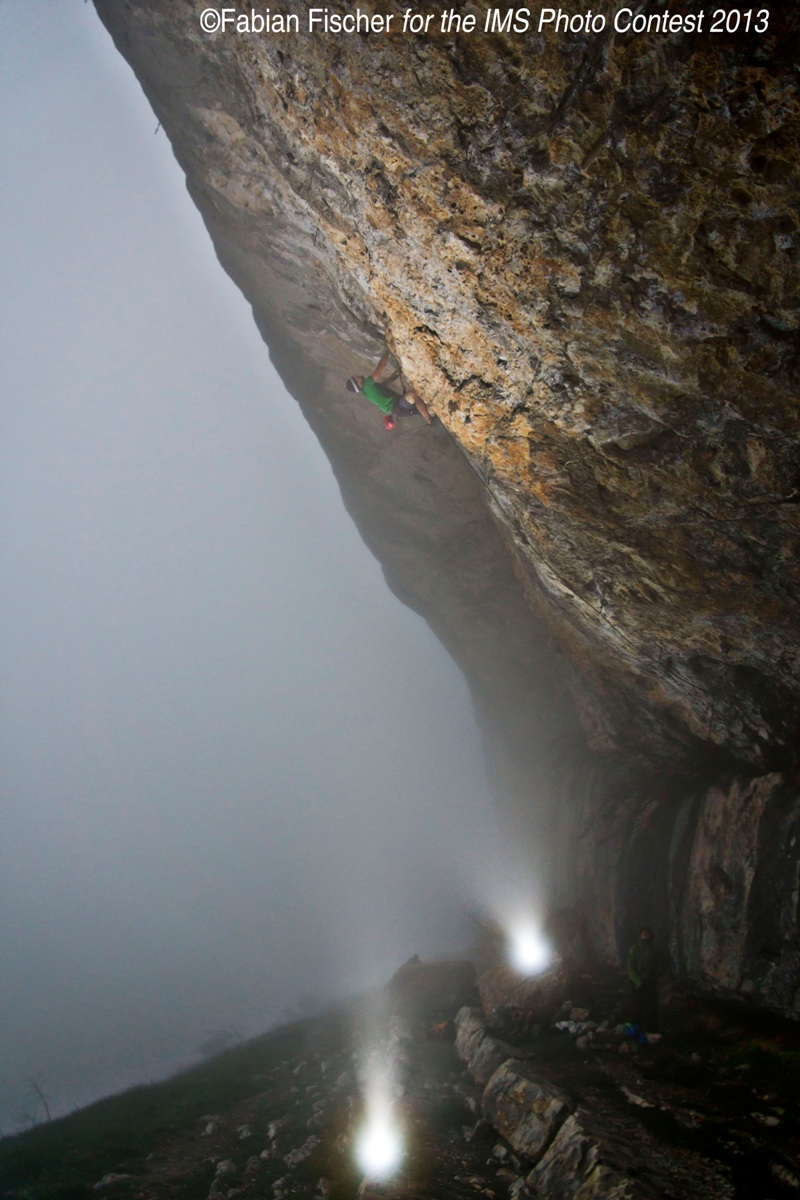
(63, 963), (799, 1200)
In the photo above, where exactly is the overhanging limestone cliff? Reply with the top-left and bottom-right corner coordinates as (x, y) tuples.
(94, 1), (800, 1013)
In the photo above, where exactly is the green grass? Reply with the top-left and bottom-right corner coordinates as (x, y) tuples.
(0, 1019), (316, 1200)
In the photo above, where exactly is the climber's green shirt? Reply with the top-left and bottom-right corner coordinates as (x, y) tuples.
(361, 376), (396, 415)
(627, 941), (657, 987)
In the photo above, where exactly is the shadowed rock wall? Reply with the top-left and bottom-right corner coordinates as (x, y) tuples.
(94, 0), (800, 1013)
(575, 769), (800, 1016)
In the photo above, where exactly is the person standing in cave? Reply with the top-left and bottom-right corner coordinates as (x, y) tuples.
(627, 926), (660, 1034)
(346, 350), (435, 428)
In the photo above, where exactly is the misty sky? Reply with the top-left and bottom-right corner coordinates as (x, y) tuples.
(0, 2), (508, 1129)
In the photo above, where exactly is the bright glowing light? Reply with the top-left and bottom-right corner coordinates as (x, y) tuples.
(510, 926), (551, 975)
(356, 1107), (403, 1180)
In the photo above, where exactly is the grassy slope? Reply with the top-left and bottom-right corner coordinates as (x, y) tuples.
(0, 1017), (328, 1200)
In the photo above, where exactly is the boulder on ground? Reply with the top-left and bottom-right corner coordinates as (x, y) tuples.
(471, 1033), (522, 1084)
(454, 1005), (523, 1083)
(455, 1006), (488, 1062)
(482, 1060), (571, 1163)
(527, 1108), (665, 1199)
(284, 1135), (319, 1167)
(478, 962), (568, 1021)
(385, 955), (477, 1017)
(92, 1175), (133, 1192)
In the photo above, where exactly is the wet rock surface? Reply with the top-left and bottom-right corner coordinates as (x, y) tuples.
(93, 0), (800, 769)
(574, 769), (800, 1018)
(91, 1), (800, 1013)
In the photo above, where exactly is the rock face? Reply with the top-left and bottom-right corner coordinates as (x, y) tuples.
(526, 1109), (663, 1200)
(575, 769), (800, 1016)
(482, 1059), (572, 1161)
(93, 2), (800, 1012)
(455, 1006), (523, 1084)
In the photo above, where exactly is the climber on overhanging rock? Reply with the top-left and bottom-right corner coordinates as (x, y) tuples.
(346, 350), (435, 429)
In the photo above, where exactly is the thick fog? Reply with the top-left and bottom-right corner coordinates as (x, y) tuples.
(0, 2), (509, 1130)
